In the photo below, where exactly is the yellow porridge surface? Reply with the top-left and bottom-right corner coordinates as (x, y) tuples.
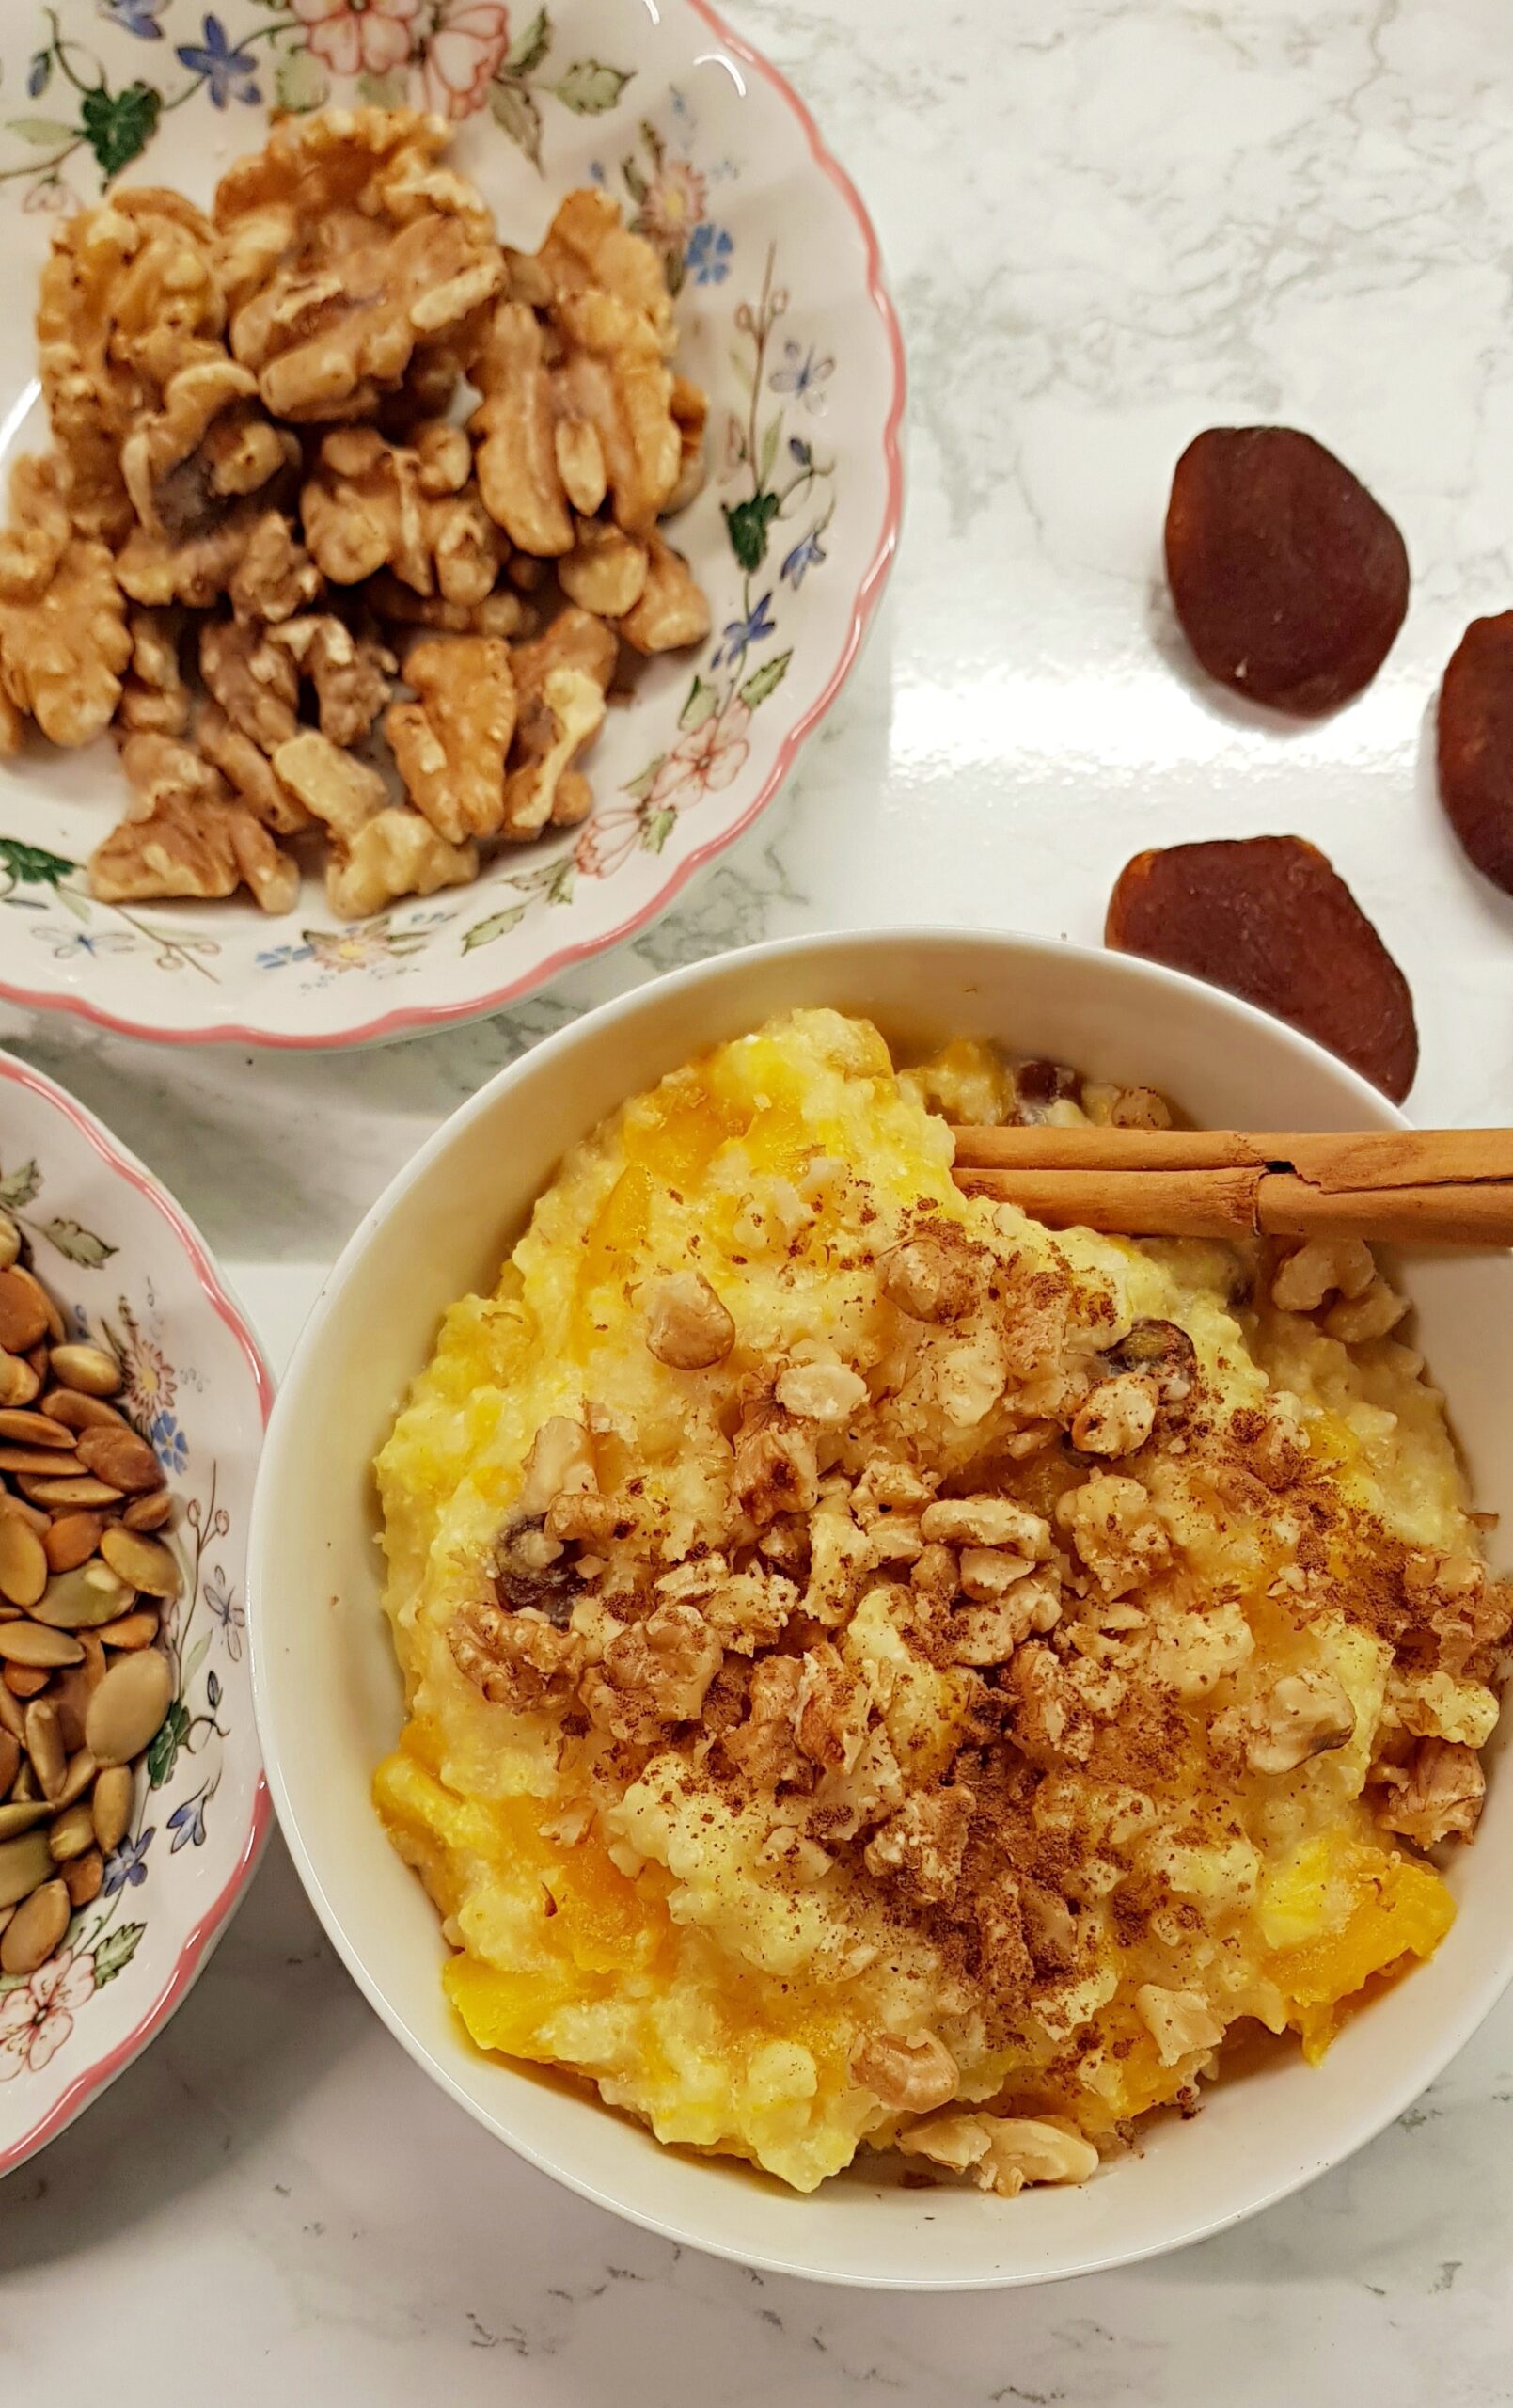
(374, 1010), (1507, 2196)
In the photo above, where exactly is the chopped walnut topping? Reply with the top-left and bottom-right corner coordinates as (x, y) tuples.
(552, 287), (681, 538)
(303, 425), (504, 605)
(229, 508), (323, 626)
(643, 1271), (735, 1370)
(273, 727), (387, 839)
(667, 373), (708, 515)
(1056, 1474), (1172, 1597)
(795, 1641), (873, 1773)
(386, 635), (516, 843)
(1375, 1738), (1485, 1846)
(863, 1787), (973, 1903)
(117, 609), (189, 737)
(90, 731), (297, 913)
(896, 2113), (1098, 2195)
(775, 1360), (868, 1425)
(269, 612), (394, 746)
(324, 805), (478, 919)
(199, 615), (300, 752)
(364, 573), (531, 642)
(881, 1232), (979, 1323)
(586, 1600), (723, 1743)
(470, 300), (574, 555)
(450, 1597), (583, 1711)
(116, 497), (271, 610)
(920, 1496), (1050, 1554)
(850, 2029), (959, 2115)
(197, 701), (310, 834)
(1271, 1237), (1377, 1314)
(732, 1393), (821, 1528)
(1322, 1276), (1408, 1344)
(720, 1654), (806, 1787)
(119, 356), (293, 542)
(945, 1566), (1062, 1665)
(1244, 1670), (1356, 1775)
(534, 188), (675, 356)
(1134, 1983), (1224, 2067)
(559, 517), (650, 620)
(1071, 1371), (1158, 1458)
(0, 456), (71, 603)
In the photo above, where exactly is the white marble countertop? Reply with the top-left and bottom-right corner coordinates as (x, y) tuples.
(7, 0), (1513, 2392)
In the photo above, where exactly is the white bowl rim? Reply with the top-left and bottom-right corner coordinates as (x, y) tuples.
(0, 1048), (275, 2177)
(0, 0), (906, 1055)
(249, 927), (1513, 2285)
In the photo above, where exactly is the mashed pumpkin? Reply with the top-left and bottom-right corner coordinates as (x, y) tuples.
(374, 1010), (1506, 2196)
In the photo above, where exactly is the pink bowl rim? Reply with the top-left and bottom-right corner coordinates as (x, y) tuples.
(0, 0), (906, 1054)
(0, 1048), (273, 2177)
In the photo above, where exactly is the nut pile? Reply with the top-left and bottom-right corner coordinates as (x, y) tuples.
(0, 1221), (179, 1980)
(0, 107), (711, 920)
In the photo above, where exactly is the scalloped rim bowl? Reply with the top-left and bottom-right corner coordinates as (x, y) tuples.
(0, 1051), (270, 2177)
(0, 0), (903, 1047)
(247, 929), (1513, 2287)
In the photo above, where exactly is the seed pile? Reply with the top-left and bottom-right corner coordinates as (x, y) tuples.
(0, 1217), (179, 1980)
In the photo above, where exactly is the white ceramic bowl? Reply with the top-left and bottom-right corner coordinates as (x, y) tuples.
(0, 0), (902, 1046)
(248, 930), (1513, 2286)
(0, 1050), (270, 2176)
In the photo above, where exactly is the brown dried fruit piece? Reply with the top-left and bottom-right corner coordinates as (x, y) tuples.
(1436, 612), (1513, 895)
(1107, 836), (1418, 1102)
(1165, 427), (1409, 713)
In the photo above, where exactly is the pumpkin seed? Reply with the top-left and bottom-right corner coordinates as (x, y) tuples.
(0, 1683), (24, 1746)
(48, 1801), (94, 1863)
(86, 1650), (172, 1768)
(97, 1609), (158, 1652)
(0, 1271), (47, 1354)
(100, 1527), (181, 1600)
(43, 1513), (105, 1574)
(14, 1270), (62, 1344)
(63, 1847), (102, 1909)
(0, 1445), (87, 1477)
(47, 1342), (122, 1399)
(0, 1216), (17, 1273)
(54, 1749), (95, 1810)
(2, 1664), (50, 1699)
(9, 1756), (36, 1802)
(0, 1354), (39, 1408)
(123, 1490), (173, 1533)
(91, 1764), (134, 1854)
(0, 1731), (16, 1795)
(0, 1493), (49, 1537)
(23, 1698), (65, 1798)
(42, 1388), (125, 1434)
(30, 1561), (128, 1630)
(1, 1877), (69, 1975)
(19, 1476), (122, 1509)
(0, 1800), (50, 1840)
(0, 1830), (52, 1909)
(0, 1517), (47, 1608)
(0, 1624), (81, 1670)
(76, 1425), (163, 1495)
(50, 1634), (103, 1757)
(0, 1409), (72, 1449)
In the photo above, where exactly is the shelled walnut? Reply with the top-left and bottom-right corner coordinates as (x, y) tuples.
(0, 108), (711, 921)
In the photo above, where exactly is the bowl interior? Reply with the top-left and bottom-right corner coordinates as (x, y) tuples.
(250, 930), (1513, 2284)
(0, 0), (900, 1044)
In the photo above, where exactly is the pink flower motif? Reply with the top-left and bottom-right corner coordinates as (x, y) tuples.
(23, 179), (76, 216)
(648, 701), (752, 811)
(0, 1948), (95, 2082)
(289, 0), (421, 80)
(638, 160), (707, 249)
(575, 806), (641, 879)
(418, 0), (512, 121)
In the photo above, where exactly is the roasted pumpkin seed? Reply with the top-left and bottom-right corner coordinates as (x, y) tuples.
(0, 1516), (47, 1608)
(100, 1526), (180, 1600)
(23, 1698), (65, 1799)
(2, 1877), (69, 1974)
(0, 1829), (52, 1908)
(47, 1342), (122, 1398)
(0, 1624), (81, 1670)
(48, 1801), (95, 1863)
(31, 1561), (129, 1631)
(86, 1650), (172, 1768)
(90, 1763), (134, 1854)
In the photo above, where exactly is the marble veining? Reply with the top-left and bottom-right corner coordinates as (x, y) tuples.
(6, 0), (1513, 2394)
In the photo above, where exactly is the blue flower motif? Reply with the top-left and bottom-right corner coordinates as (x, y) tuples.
(686, 222), (733, 286)
(175, 14), (260, 107)
(769, 340), (834, 414)
(714, 591), (776, 670)
(788, 436), (812, 468)
(149, 1410), (188, 1476)
(780, 526), (827, 589)
(100, 0), (168, 36)
(205, 1571), (244, 1663)
(102, 1827), (153, 1897)
(27, 51), (51, 96)
(34, 926), (136, 962)
(167, 1794), (207, 1853)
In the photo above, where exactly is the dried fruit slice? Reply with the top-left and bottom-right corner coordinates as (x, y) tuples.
(1164, 427), (1409, 713)
(1436, 611), (1513, 894)
(1106, 836), (1418, 1101)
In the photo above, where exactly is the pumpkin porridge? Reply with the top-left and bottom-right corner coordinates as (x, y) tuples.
(373, 1009), (1507, 2196)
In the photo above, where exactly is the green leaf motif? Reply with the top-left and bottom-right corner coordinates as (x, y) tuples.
(81, 83), (160, 182)
(93, 1922), (144, 1988)
(147, 1699), (190, 1790)
(758, 416), (780, 489)
(722, 491), (779, 573)
(621, 153), (649, 204)
(545, 857), (575, 906)
(507, 8), (552, 74)
(276, 51), (329, 113)
(184, 1632), (210, 1687)
(678, 676), (719, 735)
(0, 836), (77, 887)
(641, 806), (676, 854)
(623, 756), (664, 803)
(462, 904), (527, 952)
(0, 1161), (40, 1212)
(39, 1216), (116, 1269)
(738, 649), (793, 708)
(552, 59), (632, 114)
(355, 68), (410, 108)
(7, 117), (72, 146)
(490, 76), (543, 169)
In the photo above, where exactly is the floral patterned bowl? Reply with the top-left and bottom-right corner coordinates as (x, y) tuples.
(0, 0), (903, 1047)
(0, 1051), (270, 2174)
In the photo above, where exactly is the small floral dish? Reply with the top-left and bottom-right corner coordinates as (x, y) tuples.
(0, 0), (902, 1047)
(0, 1048), (269, 2174)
